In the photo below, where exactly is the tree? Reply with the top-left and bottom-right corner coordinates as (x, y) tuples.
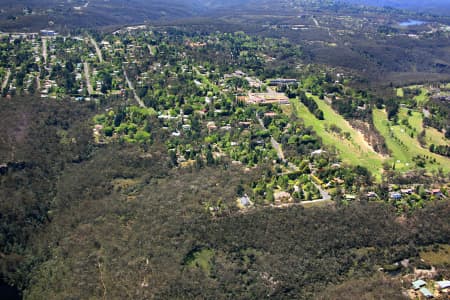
(417, 130), (426, 147)
(315, 109), (324, 120)
(266, 189), (274, 202)
(206, 149), (215, 166)
(385, 99), (399, 121)
(195, 154), (204, 169)
(104, 126), (113, 137)
(236, 184), (244, 196)
(169, 150), (178, 167)
(183, 104), (194, 115)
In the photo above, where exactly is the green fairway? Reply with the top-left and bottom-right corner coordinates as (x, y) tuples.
(291, 95), (385, 178)
(398, 108), (448, 147)
(398, 85), (429, 105)
(373, 109), (450, 174)
(414, 87), (429, 105)
(426, 127), (448, 147)
(403, 85), (429, 105)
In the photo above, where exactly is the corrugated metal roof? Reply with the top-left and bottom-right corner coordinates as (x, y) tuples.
(419, 287), (433, 298)
(412, 279), (426, 289)
(437, 280), (450, 289)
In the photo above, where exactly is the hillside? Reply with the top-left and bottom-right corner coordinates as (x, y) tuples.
(343, 0), (450, 15)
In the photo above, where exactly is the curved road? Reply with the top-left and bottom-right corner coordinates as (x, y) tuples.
(1, 69), (10, 90)
(42, 38), (48, 65)
(310, 177), (331, 201)
(89, 36), (103, 63)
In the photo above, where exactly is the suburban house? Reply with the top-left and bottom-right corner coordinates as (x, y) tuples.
(274, 191), (292, 203)
(366, 191), (378, 198)
(264, 112), (278, 117)
(437, 280), (450, 291)
(412, 279), (427, 290)
(311, 149), (326, 156)
(207, 121), (217, 132)
(390, 192), (402, 200)
(419, 287), (434, 298)
(429, 189), (443, 197)
(400, 188), (413, 194)
(237, 194), (253, 209)
(344, 194), (356, 201)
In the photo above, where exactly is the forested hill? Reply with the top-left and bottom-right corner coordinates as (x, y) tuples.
(343, 0), (450, 15)
(2, 0), (449, 32)
(0, 0), (264, 31)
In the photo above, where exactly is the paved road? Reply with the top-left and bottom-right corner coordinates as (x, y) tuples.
(123, 67), (146, 108)
(270, 137), (285, 161)
(42, 38), (48, 65)
(256, 113), (286, 162)
(256, 112), (331, 201)
(312, 16), (319, 27)
(35, 71), (40, 91)
(1, 69), (10, 90)
(147, 45), (153, 56)
(90, 36), (103, 63)
(83, 62), (94, 95)
(310, 177), (331, 201)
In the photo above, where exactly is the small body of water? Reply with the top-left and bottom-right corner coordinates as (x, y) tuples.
(398, 20), (427, 27)
(0, 281), (21, 300)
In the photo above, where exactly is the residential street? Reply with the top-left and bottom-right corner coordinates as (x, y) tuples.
(123, 67), (146, 108)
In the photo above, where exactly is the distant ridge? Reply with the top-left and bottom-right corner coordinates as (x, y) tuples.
(342, 0), (450, 15)
(0, 0), (260, 31)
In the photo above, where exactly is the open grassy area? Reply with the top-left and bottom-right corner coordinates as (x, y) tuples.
(398, 85), (429, 105)
(301, 199), (334, 208)
(426, 127), (448, 147)
(186, 248), (215, 275)
(291, 95), (384, 178)
(373, 109), (450, 174)
(400, 109), (421, 131)
(398, 108), (448, 147)
(420, 244), (450, 266)
(414, 87), (429, 105)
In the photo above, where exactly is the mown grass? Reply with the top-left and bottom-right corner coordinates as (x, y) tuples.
(426, 127), (448, 146)
(414, 88), (429, 105)
(373, 109), (450, 174)
(291, 95), (384, 179)
(398, 85), (429, 105)
(398, 108), (447, 147)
